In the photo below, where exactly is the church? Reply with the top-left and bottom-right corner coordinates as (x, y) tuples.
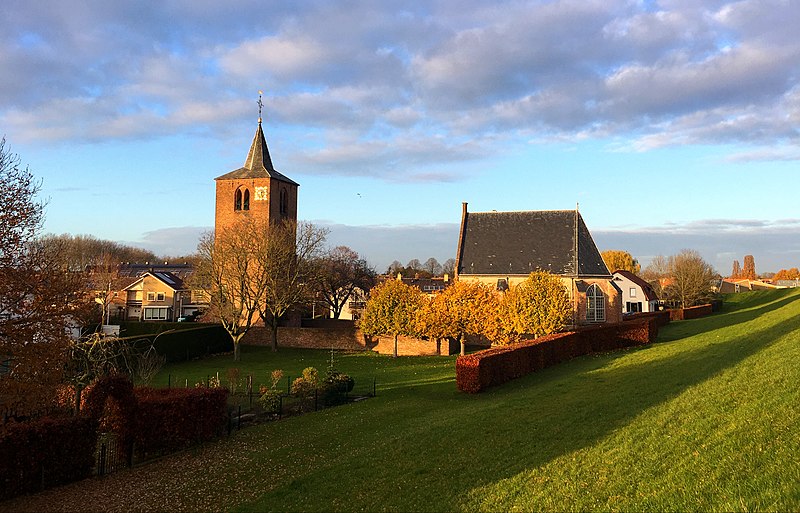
(214, 99), (299, 234)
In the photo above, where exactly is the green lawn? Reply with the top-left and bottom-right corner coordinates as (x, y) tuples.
(150, 289), (800, 511)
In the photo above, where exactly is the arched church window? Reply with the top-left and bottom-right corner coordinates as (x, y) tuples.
(243, 189), (250, 210)
(586, 284), (605, 322)
(234, 189), (242, 211)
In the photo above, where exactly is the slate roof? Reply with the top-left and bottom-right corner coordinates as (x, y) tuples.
(121, 271), (186, 291)
(215, 123), (299, 186)
(456, 209), (610, 278)
(612, 270), (659, 301)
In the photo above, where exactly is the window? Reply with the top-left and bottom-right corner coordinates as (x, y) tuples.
(243, 189), (250, 210)
(280, 188), (288, 216)
(586, 284), (605, 322)
(234, 189), (242, 211)
(630, 287), (637, 298)
(156, 292), (165, 301)
(147, 292), (155, 301)
(143, 307), (168, 320)
(496, 279), (509, 292)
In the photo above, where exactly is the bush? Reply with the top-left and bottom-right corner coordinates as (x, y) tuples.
(258, 370), (284, 413)
(0, 416), (97, 501)
(133, 386), (228, 458)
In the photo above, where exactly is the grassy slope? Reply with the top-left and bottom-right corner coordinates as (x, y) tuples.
(157, 289), (800, 512)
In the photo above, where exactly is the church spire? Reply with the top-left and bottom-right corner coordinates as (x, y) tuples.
(244, 91), (274, 171)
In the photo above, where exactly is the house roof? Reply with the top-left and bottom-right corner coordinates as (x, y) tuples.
(612, 270), (659, 301)
(215, 122), (299, 186)
(456, 208), (610, 278)
(121, 271), (186, 292)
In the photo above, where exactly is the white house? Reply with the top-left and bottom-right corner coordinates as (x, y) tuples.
(612, 270), (659, 314)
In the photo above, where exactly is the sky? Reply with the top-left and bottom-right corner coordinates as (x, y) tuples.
(2, 0), (799, 275)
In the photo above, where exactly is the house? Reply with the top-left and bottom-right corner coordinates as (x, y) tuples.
(121, 271), (206, 322)
(612, 270), (659, 313)
(719, 279), (781, 294)
(454, 203), (621, 326)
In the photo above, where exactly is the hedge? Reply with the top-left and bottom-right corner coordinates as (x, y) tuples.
(0, 416), (98, 501)
(669, 303), (713, 321)
(121, 323), (232, 362)
(133, 386), (228, 459)
(455, 319), (657, 393)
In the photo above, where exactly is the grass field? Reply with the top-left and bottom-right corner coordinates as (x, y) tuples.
(5, 288), (800, 512)
(167, 288), (800, 512)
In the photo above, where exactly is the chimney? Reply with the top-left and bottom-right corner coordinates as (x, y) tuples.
(443, 273), (449, 282)
(396, 273), (402, 281)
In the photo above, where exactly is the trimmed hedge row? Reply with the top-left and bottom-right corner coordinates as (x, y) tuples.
(121, 323), (232, 362)
(1, 378), (229, 501)
(456, 319), (657, 393)
(0, 416), (98, 501)
(669, 303), (713, 321)
(133, 387), (228, 458)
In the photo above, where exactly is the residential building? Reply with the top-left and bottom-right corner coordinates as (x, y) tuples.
(121, 271), (205, 322)
(612, 270), (659, 313)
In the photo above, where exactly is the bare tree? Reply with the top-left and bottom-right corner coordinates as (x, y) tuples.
(442, 258), (456, 276)
(192, 219), (265, 361)
(422, 257), (442, 276)
(386, 260), (403, 275)
(406, 259), (422, 271)
(665, 250), (716, 308)
(257, 220), (328, 351)
(316, 246), (376, 319)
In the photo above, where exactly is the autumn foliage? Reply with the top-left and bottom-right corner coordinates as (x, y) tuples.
(601, 250), (641, 274)
(498, 272), (572, 343)
(358, 278), (426, 357)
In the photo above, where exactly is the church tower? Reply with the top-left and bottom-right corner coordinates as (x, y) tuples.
(214, 97), (298, 235)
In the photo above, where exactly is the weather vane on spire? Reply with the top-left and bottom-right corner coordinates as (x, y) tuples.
(257, 90), (264, 124)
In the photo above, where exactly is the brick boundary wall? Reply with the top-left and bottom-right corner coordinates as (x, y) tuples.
(241, 325), (454, 355)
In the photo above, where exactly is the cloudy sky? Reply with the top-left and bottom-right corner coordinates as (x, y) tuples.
(2, 0), (799, 274)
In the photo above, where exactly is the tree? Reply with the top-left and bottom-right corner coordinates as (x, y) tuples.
(499, 271), (572, 342)
(773, 268), (800, 281)
(422, 257), (442, 276)
(316, 246), (376, 319)
(601, 250), (640, 274)
(731, 260), (741, 279)
(386, 260), (403, 275)
(742, 255), (756, 280)
(257, 220), (328, 351)
(193, 220), (264, 361)
(442, 258), (456, 276)
(0, 138), (87, 419)
(641, 255), (670, 298)
(665, 249), (716, 308)
(406, 259), (422, 272)
(358, 279), (425, 357)
(417, 280), (499, 355)
(39, 233), (158, 271)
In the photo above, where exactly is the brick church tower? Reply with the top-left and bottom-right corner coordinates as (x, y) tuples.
(214, 107), (298, 234)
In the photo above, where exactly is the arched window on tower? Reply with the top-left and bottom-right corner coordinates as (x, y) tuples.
(586, 284), (605, 323)
(243, 189), (250, 210)
(280, 188), (288, 217)
(234, 188), (243, 211)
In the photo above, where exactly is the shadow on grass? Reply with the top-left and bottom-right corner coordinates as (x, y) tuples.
(234, 290), (800, 512)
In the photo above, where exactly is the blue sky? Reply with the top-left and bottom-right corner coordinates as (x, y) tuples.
(2, 0), (799, 274)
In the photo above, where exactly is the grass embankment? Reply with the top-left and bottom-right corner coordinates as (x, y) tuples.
(5, 289), (799, 512)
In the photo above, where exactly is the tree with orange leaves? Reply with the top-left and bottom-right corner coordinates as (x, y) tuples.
(358, 279), (425, 358)
(417, 280), (500, 356)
